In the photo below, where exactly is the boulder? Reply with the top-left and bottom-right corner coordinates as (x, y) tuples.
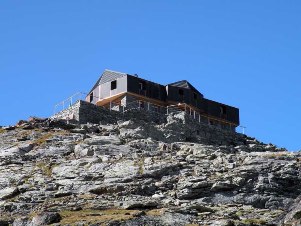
(74, 144), (94, 157)
(12, 217), (29, 226)
(211, 180), (237, 191)
(122, 200), (158, 210)
(0, 143), (33, 157)
(0, 187), (19, 200)
(31, 212), (61, 225)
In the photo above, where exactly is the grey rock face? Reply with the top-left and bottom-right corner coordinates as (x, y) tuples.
(12, 217), (29, 226)
(0, 143), (33, 157)
(0, 110), (299, 225)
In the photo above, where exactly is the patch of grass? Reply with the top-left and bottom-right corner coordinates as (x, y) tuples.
(36, 162), (57, 177)
(236, 211), (243, 217)
(78, 194), (97, 200)
(0, 128), (5, 134)
(264, 152), (291, 159)
(146, 208), (166, 216)
(60, 209), (140, 225)
(240, 218), (266, 225)
(30, 130), (70, 146)
(134, 156), (145, 175)
(0, 214), (12, 221)
(31, 133), (53, 146)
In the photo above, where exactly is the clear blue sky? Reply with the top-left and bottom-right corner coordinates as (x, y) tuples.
(1, 1), (300, 151)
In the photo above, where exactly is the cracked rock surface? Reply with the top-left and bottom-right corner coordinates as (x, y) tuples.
(0, 111), (300, 226)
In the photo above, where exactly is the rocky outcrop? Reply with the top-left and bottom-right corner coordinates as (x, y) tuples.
(0, 110), (298, 225)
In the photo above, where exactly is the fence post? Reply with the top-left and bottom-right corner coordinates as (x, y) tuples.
(167, 106), (169, 114)
(148, 102), (150, 111)
(110, 101), (112, 111)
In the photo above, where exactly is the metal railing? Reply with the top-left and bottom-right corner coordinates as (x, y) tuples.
(107, 100), (245, 133)
(53, 92), (246, 134)
(53, 92), (87, 114)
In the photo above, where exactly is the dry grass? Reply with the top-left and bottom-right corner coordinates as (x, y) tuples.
(0, 128), (5, 134)
(31, 130), (70, 146)
(77, 194), (98, 200)
(146, 208), (167, 216)
(240, 218), (266, 225)
(36, 162), (57, 177)
(31, 133), (53, 146)
(60, 209), (140, 225)
(264, 152), (291, 159)
(134, 156), (145, 175)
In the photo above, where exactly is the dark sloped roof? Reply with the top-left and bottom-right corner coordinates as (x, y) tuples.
(168, 80), (203, 97)
(88, 69), (127, 94)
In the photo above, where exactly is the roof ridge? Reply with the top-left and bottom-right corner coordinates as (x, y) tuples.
(104, 69), (126, 75)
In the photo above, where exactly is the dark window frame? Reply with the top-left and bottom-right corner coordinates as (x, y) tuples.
(220, 106), (227, 114)
(111, 80), (117, 90)
(139, 81), (146, 91)
(179, 89), (184, 102)
(179, 89), (184, 96)
(193, 92), (197, 100)
(89, 92), (94, 102)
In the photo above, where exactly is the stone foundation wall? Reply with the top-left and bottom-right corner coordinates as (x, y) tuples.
(50, 100), (243, 146)
(51, 100), (122, 124)
(51, 101), (81, 122)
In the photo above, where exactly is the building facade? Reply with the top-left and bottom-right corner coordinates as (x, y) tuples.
(86, 69), (240, 131)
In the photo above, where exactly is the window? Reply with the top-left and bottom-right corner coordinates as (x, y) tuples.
(179, 89), (184, 96)
(139, 82), (146, 90)
(111, 80), (117, 90)
(89, 92), (94, 102)
(220, 106), (227, 114)
(193, 92), (197, 100)
(179, 89), (184, 102)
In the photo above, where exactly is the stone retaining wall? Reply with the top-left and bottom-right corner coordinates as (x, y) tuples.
(50, 100), (244, 146)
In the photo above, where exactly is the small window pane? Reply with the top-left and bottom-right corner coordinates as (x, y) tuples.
(193, 93), (197, 100)
(111, 80), (117, 90)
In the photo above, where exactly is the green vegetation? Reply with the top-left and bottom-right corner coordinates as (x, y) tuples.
(235, 211), (243, 217)
(240, 218), (267, 225)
